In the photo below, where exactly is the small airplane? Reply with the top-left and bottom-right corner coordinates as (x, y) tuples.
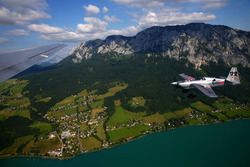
(171, 67), (240, 98)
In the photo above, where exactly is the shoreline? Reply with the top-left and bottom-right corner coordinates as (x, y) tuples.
(1, 118), (249, 161)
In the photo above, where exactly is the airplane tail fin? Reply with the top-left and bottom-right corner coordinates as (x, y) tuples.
(226, 67), (240, 85)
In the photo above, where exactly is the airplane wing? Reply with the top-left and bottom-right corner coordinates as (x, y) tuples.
(191, 84), (218, 98)
(179, 73), (196, 81)
(0, 44), (66, 82)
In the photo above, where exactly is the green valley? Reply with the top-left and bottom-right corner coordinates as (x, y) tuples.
(0, 55), (250, 159)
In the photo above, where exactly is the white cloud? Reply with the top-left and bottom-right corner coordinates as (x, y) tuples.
(32, 7), (216, 43)
(84, 4), (100, 14)
(7, 29), (29, 36)
(77, 17), (108, 33)
(103, 6), (109, 13)
(104, 15), (119, 23)
(202, 0), (228, 9)
(27, 17), (108, 42)
(0, 7), (50, 25)
(138, 10), (216, 29)
(25, 1), (217, 43)
(41, 31), (85, 42)
(0, 37), (8, 44)
(33, 18), (137, 42)
(112, 0), (228, 9)
(28, 24), (64, 34)
(0, 0), (48, 10)
(0, 0), (50, 25)
(41, 23), (139, 42)
(107, 26), (139, 36)
(175, 0), (228, 9)
(112, 0), (165, 9)
(77, 24), (95, 33)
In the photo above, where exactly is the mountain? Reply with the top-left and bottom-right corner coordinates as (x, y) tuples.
(72, 23), (250, 69)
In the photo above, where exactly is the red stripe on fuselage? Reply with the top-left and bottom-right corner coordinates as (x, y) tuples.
(210, 81), (225, 86)
(217, 81), (225, 85)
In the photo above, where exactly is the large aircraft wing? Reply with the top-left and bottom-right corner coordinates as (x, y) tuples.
(191, 84), (218, 98)
(179, 73), (196, 81)
(0, 44), (66, 82)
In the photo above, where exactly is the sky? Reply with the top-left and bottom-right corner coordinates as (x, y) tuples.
(0, 0), (250, 51)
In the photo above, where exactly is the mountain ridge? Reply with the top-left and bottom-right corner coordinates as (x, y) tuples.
(72, 23), (250, 68)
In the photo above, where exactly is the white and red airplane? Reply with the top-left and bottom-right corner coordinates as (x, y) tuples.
(171, 67), (240, 98)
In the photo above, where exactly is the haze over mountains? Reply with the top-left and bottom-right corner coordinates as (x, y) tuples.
(72, 23), (250, 69)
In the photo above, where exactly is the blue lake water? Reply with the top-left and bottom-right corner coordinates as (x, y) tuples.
(1, 119), (250, 167)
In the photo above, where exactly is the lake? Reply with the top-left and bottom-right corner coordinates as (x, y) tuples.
(1, 119), (250, 167)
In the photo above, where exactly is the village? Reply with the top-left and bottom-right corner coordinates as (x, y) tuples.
(43, 86), (163, 157)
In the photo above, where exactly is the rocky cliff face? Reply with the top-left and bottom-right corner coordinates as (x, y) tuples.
(72, 23), (250, 68)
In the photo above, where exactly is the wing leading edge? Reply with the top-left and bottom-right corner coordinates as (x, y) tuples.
(179, 73), (196, 81)
(0, 44), (66, 82)
(191, 84), (218, 98)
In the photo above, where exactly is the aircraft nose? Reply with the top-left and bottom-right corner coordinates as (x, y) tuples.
(171, 82), (178, 85)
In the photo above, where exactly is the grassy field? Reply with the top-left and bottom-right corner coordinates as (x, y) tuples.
(0, 135), (33, 155)
(35, 97), (52, 103)
(163, 108), (193, 120)
(211, 98), (250, 118)
(6, 97), (30, 107)
(174, 108), (193, 117)
(224, 106), (250, 118)
(54, 95), (76, 108)
(107, 105), (145, 127)
(80, 123), (89, 131)
(163, 112), (177, 120)
(48, 107), (78, 119)
(211, 97), (234, 112)
(96, 83), (128, 100)
(191, 101), (214, 113)
(90, 100), (104, 108)
(108, 125), (150, 143)
(0, 109), (30, 120)
(143, 113), (166, 124)
(211, 112), (228, 121)
(81, 137), (102, 151)
(30, 122), (52, 134)
(187, 118), (203, 125)
(96, 122), (106, 141)
(8, 80), (28, 96)
(0, 79), (31, 121)
(128, 96), (146, 107)
(47, 88), (90, 119)
(0, 79), (28, 96)
(23, 137), (61, 155)
(78, 90), (88, 96)
(190, 99), (250, 121)
(78, 105), (88, 112)
(91, 108), (104, 117)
